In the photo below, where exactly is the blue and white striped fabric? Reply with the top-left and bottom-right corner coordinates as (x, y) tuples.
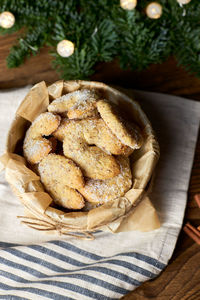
(0, 238), (166, 299)
(0, 87), (199, 299)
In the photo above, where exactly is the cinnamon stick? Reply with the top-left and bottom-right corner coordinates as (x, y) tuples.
(183, 223), (200, 245)
(185, 222), (200, 238)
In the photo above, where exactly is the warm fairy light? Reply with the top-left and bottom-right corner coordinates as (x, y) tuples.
(120, 0), (137, 10)
(57, 40), (75, 57)
(0, 11), (15, 29)
(146, 2), (162, 19)
(177, 0), (191, 4)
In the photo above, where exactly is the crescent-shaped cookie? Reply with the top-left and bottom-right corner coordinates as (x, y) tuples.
(38, 154), (85, 209)
(96, 100), (142, 149)
(78, 156), (132, 204)
(61, 119), (120, 180)
(23, 112), (61, 164)
(48, 89), (99, 119)
(54, 118), (134, 156)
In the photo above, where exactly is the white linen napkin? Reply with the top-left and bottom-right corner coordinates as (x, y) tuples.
(0, 86), (199, 299)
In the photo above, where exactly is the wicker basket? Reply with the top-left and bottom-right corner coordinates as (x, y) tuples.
(4, 80), (160, 239)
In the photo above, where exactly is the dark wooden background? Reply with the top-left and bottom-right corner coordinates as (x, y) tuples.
(0, 33), (200, 300)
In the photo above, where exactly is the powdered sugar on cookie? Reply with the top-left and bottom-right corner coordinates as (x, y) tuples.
(79, 156), (132, 204)
(48, 89), (99, 119)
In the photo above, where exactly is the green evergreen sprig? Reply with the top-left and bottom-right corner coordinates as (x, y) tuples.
(0, 0), (200, 79)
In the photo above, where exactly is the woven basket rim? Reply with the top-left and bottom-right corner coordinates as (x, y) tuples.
(5, 80), (159, 236)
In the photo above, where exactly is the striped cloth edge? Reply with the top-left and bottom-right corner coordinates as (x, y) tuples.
(0, 238), (166, 300)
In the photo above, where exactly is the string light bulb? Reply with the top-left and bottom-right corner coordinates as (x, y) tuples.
(120, 0), (137, 10)
(0, 11), (15, 29)
(57, 40), (75, 57)
(177, 0), (191, 5)
(146, 2), (162, 19)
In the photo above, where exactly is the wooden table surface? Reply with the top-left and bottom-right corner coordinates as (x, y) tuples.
(0, 33), (200, 300)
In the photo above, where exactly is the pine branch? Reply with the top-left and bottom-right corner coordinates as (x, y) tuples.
(0, 0), (200, 79)
(174, 21), (200, 76)
(7, 24), (47, 68)
(112, 8), (171, 70)
(91, 19), (118, 62)
(52, 46), (97, 80)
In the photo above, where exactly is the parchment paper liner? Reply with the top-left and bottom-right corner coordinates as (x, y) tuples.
(1, 80), (160, 239)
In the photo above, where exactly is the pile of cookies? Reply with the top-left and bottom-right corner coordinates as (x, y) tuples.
(23, 89), (143, 210)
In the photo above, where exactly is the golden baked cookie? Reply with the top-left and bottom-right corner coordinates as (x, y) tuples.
(97, 100), (142, 149)
(61, 119), (120, 180)
(79, 156), (132, 204)
(53, 118), (71, 141)
(48, 89), (99, 119)
(44, 182), (84, 210)
(67, 107), (98, 120)
(84, 118), (134, 156)
(38, 154), (85, 209)
(23, 112), (61, 164)
(38, 153), (84, 189)
(54, 117), (133, 156)
(63, 140), (120, 180)
(26, 112), (61, 139)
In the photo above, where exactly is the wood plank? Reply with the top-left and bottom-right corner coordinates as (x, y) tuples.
(122, 242), (200, 299)
(0, 32), (59, 89)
